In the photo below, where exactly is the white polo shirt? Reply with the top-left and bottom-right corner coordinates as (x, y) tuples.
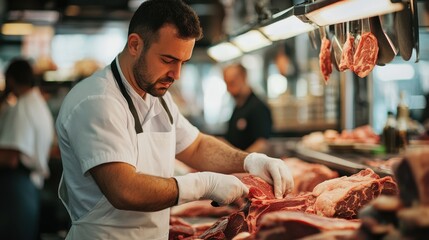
(56, 61), (199, 220)
(0, 88), (54, 188)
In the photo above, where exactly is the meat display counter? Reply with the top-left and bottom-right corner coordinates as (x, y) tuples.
(293, 141), (396, 177)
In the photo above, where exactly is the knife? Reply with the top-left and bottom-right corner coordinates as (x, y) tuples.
(210, 198), (251, 216)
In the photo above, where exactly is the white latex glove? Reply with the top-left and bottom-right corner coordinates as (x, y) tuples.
(244, 152), (294, 199)
(174, 172), (249, 205)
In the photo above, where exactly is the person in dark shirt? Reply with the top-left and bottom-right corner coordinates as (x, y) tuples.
(223, 63), (273, 153)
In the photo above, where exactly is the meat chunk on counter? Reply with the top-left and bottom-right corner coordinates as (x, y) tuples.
(256, 211), (361, 240)
(312, 169), (398, 219)
(284, 158), (339, 194)
(190, 169), (397, 239)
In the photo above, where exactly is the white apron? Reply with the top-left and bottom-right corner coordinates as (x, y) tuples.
(58, 59), (176, 239)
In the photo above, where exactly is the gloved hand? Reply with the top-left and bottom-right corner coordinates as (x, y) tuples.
(174, 172), (249, 205)
(244, 153), (294, 199)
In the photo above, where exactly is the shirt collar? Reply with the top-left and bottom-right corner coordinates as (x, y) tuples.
(114, 56), (163, 124)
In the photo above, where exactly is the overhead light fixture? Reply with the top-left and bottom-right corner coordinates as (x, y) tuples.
(207, 6), (317, 62)
(259, 7), (317, 41)
(374, 64), (415, 81)
(207, 42), (243, 62)
(7, 10), (59, 24)
(303, 0), (405, 26)
(1, 23), (34, 36)
(230, 30), (272, 52)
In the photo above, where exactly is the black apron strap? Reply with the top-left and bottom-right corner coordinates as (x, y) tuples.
(159, 97), (173, 125)
(110, 59), (173, 134)
(111, 60), (143, 134)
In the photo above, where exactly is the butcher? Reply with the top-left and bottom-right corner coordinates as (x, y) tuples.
(55, 0), (294, 239)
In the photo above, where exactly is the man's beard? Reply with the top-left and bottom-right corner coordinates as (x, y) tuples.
(133, 52), (174, 97)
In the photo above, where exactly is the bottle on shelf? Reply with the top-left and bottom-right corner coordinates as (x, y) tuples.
(382, 111), (398, 154)
(396, 91), (409, 152)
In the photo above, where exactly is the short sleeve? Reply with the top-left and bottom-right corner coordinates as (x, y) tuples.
(61, 95), (136, 174)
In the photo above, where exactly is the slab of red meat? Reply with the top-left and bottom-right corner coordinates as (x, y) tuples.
(319, 37), (332, 83)
(299, 229), (357, 240)
(312, 168), (398, 219)
(196, 217), (229, 240)
(197, 212), (249, 240)
(247, 192), (316, 233)
(338, 33), (355, 72)
(195, 169), (397, 239)
(169, 217), (195, 240)
(192, 222), (216, 237)
(353, 32), (379, 78)
(194, 193), (315, 239)
(231, 232), (253, 240)
(284, 158), (338, 194)
(240, 160), (338, 195)
(256, 211), (361, 240)
(237, 174), (275, 200)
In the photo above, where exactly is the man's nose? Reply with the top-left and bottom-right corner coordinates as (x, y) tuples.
(167, 63), (182, 80)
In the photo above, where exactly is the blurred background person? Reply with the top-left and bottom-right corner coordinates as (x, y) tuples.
(274, 42), (299, 94)
(421, 92), (429, 139)
(222, 63), (273, 153)
(0, 58), (54, 240)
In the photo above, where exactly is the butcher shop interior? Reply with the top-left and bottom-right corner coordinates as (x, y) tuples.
(0, 0), (429, 239)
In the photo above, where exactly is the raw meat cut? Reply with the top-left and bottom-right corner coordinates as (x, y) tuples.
(247, 192), (316, 233)
(231, 232), (252, 240)
(338, 33), (355, 72)
(312, 168), (398, 219)
(169, 217), (195, 240)
(353, 32), (379, 78)
(323, 125), (380, 145)
(256, 211), (361, 240)
(283, 158), (338, 193)
(198, 212), (249, 240)
(193, 222), (216, 236)
(239, 161), (338, 197)
(192, 169), (398, 239)
(197, 217), (229, 240)
(394, 148), (429, 206)
(239, 173), (322, 231)
(236, 174), (275, 200)
(194, 193), (315, 239)
(319, 37), (332, 83)
(299, 230), (357, 240)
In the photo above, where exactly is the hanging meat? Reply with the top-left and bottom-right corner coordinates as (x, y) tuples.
(352, 32), (379, 78)
(338, 33), (355, 72)
(319, 37), (332, 83)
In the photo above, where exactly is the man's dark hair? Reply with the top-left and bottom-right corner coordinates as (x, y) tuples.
(128, 0), (203, 51)
(5, 58), (35, 87)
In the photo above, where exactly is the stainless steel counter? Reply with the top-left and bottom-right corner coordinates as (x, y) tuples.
(294, 142), (394, 177)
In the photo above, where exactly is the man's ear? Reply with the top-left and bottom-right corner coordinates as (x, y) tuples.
(128, 33), (143, 57)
